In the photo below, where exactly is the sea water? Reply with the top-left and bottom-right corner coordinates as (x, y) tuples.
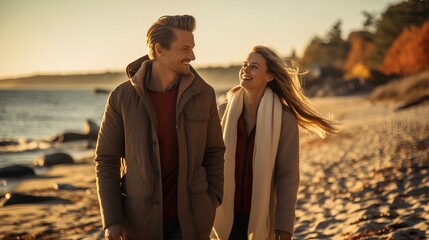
(0, 87), (227, 168)
(0, 89), (108, 167)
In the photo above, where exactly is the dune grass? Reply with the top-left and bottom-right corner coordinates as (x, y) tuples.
(370, 70), (429, 102)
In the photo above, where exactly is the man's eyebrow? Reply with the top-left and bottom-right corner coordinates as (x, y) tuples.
(183, 44), (195, 48)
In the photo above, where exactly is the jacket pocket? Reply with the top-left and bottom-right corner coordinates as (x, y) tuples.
(122, 195), (162, 239)
(189, 167), (215, 238)
(190, 187), (216, 239)
(189, 167), (208, 193)
(121, 172), (154, 199)
(185, 109), (210, 160)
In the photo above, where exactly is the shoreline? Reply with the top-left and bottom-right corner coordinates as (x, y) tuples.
(0, 150), (95, 195)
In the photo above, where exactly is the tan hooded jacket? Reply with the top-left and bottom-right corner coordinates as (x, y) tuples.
(95, 55), (225, 240)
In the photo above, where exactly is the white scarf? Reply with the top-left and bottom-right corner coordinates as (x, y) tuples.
(211, 87), (282, 240)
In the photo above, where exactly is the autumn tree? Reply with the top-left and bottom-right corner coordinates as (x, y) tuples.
(342, 11), (378, 79)
(343, 31), (374, 79)
(380, 20), (429, 75)
(370, 0), (429, 69)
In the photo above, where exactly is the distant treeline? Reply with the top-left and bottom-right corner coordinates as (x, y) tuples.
(0, 66), (241, 91)
(0, 72), (127, 90)
(298, 0), (429, 81)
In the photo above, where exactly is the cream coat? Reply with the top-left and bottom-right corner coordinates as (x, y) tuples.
(214, 91), (300, 239)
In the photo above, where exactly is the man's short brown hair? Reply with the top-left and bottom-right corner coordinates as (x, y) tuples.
(146, 15), (196, 59)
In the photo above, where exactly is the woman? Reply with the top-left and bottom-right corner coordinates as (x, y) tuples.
(211, 46), (337, 240)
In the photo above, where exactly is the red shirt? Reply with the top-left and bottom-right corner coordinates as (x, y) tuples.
(149, 87), (179, 220)
(234, 113), (255, 216)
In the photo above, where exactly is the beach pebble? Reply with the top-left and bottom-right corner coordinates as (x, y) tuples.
(53, 183), (81, 190)
(33, 152), (74, 167)
(406, 186), (429, 197)
(389, 221), (409, 230)
(389, 196), (412, 209)
(390, 228), (426, 239)
(315, 219), (339, 230)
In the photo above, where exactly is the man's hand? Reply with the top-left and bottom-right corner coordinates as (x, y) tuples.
(275, 230), (292, 240)
(215, 198), (221, 208)
(105, 224), (124, 240)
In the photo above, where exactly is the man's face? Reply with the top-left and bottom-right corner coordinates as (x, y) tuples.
(158, 29), (196, 76)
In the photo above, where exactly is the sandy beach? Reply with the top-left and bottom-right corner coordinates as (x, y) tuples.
(0, 95), (428, 239)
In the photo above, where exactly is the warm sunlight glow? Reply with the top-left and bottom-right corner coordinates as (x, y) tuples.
(0, 0), (402, 79)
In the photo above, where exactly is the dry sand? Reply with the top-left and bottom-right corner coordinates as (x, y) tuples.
(0, 163), (103, 240)
(0, 95), (428, 239)
(295, 95), (428, 239)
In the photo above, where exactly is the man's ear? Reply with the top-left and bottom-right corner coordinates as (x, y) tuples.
(155, 43), (163, 57)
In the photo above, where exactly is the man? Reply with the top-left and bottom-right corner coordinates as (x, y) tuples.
(95, 15), (225, 240)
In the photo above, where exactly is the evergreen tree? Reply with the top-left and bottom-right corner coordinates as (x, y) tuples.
(300, 20), (349, 69)
(300, 37), (326, 67)
(362, 11), (376, 32)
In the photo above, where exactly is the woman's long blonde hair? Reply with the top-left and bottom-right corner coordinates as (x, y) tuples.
(229, 45), (338, 138)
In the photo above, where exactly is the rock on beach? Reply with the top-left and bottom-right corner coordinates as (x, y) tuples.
(33, 152), (75, 167)
(0, 165), (35, 178)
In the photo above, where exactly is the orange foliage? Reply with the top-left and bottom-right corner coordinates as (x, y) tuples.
(380, 20), (429, 75)
(350, 62), (371, 79)
(343, 31), (374, 76)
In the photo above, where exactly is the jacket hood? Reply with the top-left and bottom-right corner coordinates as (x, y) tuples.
(126, 55), (206, 99)
(126, 55), (201, 80)
(126, 55), (150, 79)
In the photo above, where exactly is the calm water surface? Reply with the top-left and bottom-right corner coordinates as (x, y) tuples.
(0, 90), (108, 167)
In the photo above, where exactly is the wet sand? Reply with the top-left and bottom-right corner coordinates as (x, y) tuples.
(0, 95), (428, 239)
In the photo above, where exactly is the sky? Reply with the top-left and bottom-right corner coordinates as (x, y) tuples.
(0, 0), (403, 79)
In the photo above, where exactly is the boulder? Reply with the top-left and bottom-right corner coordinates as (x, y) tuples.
(0, 165), (35, 178)
(83, 119), (100, 139)
(33, 152), (74, 167)
(0, 139), (19, 147)
(0, 193), (71, 207)
(50, 132), (90, 142)
(53, 183), (85, 191)
(49, 119), (99, 143)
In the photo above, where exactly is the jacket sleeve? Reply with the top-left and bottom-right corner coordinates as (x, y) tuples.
(203, 90), (226, 205)
(274, 109), (300, 234)
(95, 89), (125, 229)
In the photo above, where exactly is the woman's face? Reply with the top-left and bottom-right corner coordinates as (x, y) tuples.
(239, 52), (273, 91)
